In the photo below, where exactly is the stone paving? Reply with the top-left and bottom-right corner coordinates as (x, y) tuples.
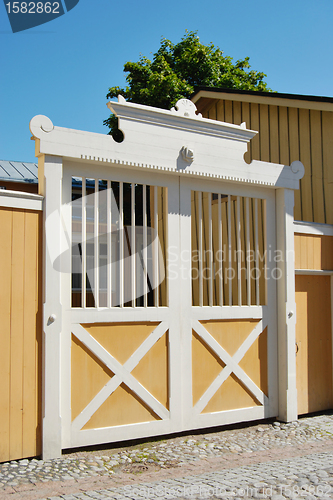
(1, 413), (332, 499)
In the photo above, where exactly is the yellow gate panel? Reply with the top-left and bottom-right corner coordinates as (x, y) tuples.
(192, 320), (267, 414)
(0, 207), (42, 462)
(296, 275), (333, 414)
(71, 322), (169, 430)
(204, 374), (260, 414)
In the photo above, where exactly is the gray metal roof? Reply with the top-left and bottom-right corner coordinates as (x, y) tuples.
(0, 161), (38, 183)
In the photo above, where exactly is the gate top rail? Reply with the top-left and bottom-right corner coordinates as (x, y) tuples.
(30, 98), (304, 189)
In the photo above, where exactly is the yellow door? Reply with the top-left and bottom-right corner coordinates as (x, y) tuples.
(295, 275), (333, 415)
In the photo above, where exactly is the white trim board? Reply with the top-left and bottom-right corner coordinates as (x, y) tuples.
(294, 221), (333, 236)
(295, 269), (333, 275)
(0, 189), (43, 211)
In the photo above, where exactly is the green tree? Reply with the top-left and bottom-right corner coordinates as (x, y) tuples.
(104, 31), (272, 138)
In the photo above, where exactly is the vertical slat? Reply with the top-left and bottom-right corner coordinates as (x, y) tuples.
(289, 107), (302, 220)
(107, 181), (112, 308)
(208, 193), (213, 306)
(237, 196), (242, 306)
(143, 185), (147, 307)
(310, 110), (325, 223)
(269, 105), (279, 163)
(82, 177), (86, 308)
(131, 183), (136, 307)
(279, 106), (290, 166)
(322, 111), (333, 224)
(119, 181), (124, 307)
(198, 192), (203, 307)
(10, 210), (25, 460)
(254, 199), (260, 306)
(299, 108), (313, 222)
(233, 101), (242, 125)
(241, 102), (251, 163)
(94, 179), (99, 308)
(154, 185), (158, 307)
(259, 104), (270, 162)
(250, 103), (260, 160)
(262, 200), (267, 305)
(216, 100), (224, 122)
(245, 197), (251, 306)
(218, 194), (223, 306)
(0, 209), (12, 461)
(22, 211), (38, 457)
(228, 195), (232, 306)
(224, 100), (233, 123)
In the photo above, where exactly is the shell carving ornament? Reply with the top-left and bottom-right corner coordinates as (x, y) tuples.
(171, 99), (202, 119)
(180, 146), (194, 163)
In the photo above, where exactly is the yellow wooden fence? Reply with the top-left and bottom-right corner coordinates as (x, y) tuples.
(0, 205), (42, 462)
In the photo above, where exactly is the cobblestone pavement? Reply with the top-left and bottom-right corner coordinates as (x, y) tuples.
(1, 413), (332, 500)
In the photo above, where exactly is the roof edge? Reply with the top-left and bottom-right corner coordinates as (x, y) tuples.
(191, 87), (333, 112)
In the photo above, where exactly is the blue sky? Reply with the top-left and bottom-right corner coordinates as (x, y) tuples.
(1, 0), (332, 163)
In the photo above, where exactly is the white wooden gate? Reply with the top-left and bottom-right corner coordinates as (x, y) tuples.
(30, 98), (304, 457)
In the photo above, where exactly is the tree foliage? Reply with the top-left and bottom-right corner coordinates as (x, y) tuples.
(104, 31), (272, 137)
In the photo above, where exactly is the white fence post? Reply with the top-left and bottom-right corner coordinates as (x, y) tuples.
(276, 188), (298, 422)
(41, 155), (63, 458)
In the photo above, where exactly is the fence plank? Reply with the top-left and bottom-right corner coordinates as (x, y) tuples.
(0, 209), (12, 461)
(10, 210), (25, 460)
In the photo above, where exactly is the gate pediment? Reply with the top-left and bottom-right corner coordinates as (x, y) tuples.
(30, 97), (304, 189)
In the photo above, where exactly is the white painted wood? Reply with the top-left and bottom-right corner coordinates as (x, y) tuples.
(119, 181), (124, 307)
(179, 179), (194, 430)
(191, 305), (264, 319)
(198, 192), (203, 307)
(218, 194), (223, 306)
(34, 98), (304, 456)
(255, 198), (260, 306)
(154, 185), (158, 307)
(131, 183), (136, 307)
(246, 197), (251, 306)
(94, 179), (99, 308)
(42, 156), (63, 459)
(0, 189), (43, 210)
(60, 167), (73, 450)
(30, 101), (305, 190)
(107, 180), (112, 308)
(143, 185), (147, 307)
(237, 196), (242, 306)
(167, 176), (183, 429)
(276, 188), (298, 422)
(228, 195), (232, 305)
(208, 192), (213, 306)
(82, 177), (86, 308)
(293, 221), (333, 236)
(295, 269), (333, 275)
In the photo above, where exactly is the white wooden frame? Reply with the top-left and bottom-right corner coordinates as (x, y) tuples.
(30, 98), (304, 458)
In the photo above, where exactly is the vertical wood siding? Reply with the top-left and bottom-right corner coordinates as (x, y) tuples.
(204, 100), (333, 224)
(0, 207), (42, 462)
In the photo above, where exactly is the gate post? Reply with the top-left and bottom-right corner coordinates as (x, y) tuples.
(276, 188), (298, 422)
(40, 155), (63, 458)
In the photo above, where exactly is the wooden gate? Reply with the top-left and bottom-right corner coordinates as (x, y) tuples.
(56, 165), (278, 449)
(30, 98), (304, 457)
